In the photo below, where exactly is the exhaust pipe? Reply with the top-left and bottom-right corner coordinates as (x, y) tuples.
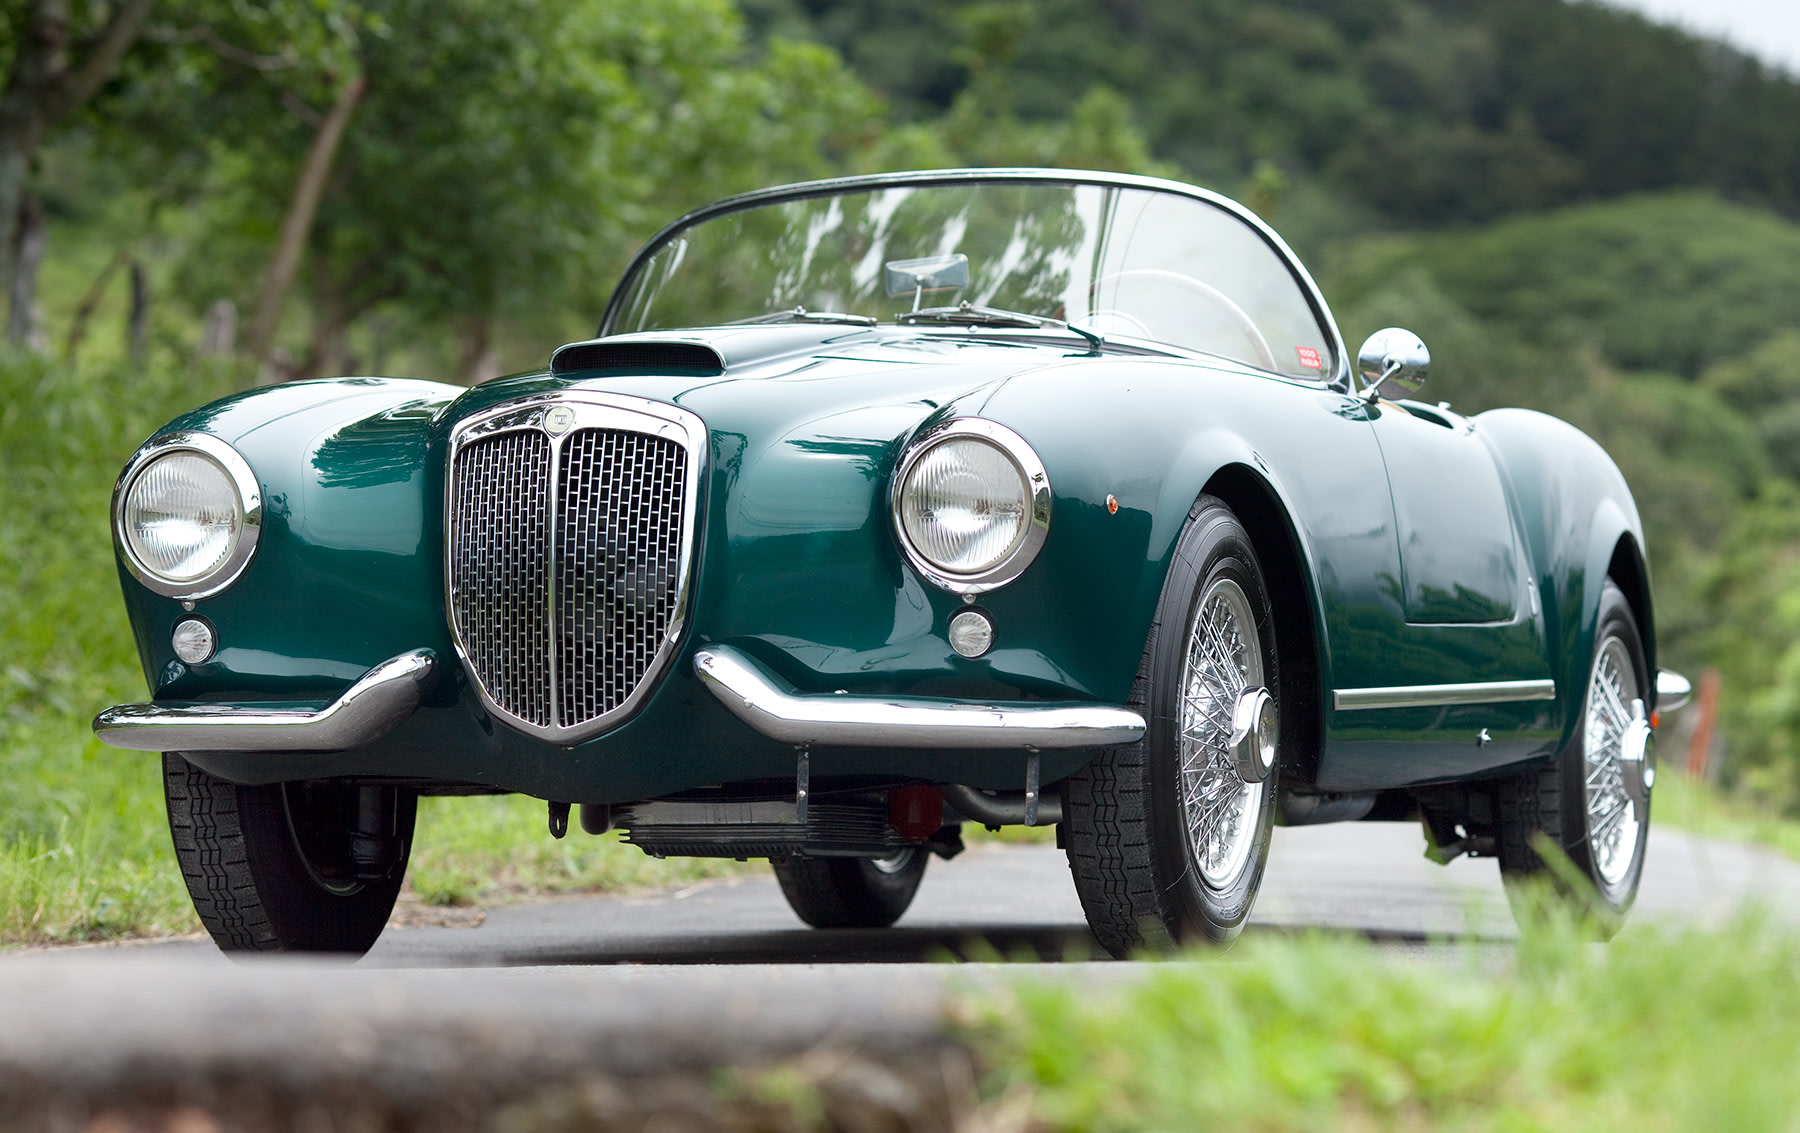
(941, 783), (1062, 827)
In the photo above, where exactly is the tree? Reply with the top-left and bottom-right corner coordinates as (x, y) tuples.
(0, 0), (156, 345)
(96, 0), (881, 380)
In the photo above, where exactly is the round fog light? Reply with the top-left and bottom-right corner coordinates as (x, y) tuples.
(171, 617), (216, 664)
(948, 609), (995, 658)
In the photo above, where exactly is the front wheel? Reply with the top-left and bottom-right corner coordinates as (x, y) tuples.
(1497, 580), (1653, 929)
(772, 849), (927, 928)
(1063, 495), (1280, 957)
(164, 754), (415, 955)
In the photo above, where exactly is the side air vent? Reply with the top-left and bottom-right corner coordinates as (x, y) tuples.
(551, 340), (725, 375)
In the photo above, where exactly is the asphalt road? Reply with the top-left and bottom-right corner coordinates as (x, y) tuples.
(4, 823), (1797, 1128)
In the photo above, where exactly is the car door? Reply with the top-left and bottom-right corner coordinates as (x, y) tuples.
(1315, 399), (1560, 791)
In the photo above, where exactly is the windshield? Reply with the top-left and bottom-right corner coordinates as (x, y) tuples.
(609, 180), (1336, 379)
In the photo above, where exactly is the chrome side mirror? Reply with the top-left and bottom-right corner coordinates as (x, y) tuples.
(1357, 327), (1430, 403)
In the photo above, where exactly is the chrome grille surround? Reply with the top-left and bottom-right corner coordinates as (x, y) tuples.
(446, 392), (706, 744)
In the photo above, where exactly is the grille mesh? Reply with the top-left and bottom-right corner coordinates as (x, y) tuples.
(450, 431), (552, 727)
(557, 430), (688, 725)
(450, 422), (689, 732)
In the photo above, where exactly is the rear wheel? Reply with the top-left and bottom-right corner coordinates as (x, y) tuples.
(772, 849), (927, 928)
(1063, 496), (1280, 956)
(1497, 580), (1653, 929)
(163, 754), (415, 955)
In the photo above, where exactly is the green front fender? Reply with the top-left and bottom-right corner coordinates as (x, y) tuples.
(118, 377), (463, 703)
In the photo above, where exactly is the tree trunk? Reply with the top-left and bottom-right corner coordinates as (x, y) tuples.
(9, 192), (47, 348)
(127, 258), (148, 358)
(243, 72), (367, 363)
(453, 311), (500, 385)
(0, 0), (156, 335)
(64, 245), (128, 362)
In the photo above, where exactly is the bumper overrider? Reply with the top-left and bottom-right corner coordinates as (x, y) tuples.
(94, 645), (1146, 755)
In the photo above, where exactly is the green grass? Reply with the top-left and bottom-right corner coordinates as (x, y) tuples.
(1652, 772), (1800, 861)
(972, 902), (1800, 1131)
(407, 794), (748, 908)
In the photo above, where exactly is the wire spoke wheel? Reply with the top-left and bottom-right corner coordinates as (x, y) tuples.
(1179, 577), (1264, 889)
(1062, 495), (1280, 956)
(1584, 636), (1640, 889)
(1496, 579), (1651, 932)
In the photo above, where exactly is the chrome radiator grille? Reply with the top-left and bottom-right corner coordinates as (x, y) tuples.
(447, 395), (701, 740)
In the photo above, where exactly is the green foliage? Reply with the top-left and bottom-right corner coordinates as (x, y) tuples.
(975, 909), (1800, 1130)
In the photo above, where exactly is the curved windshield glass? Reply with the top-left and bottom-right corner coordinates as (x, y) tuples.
(611, 180), (1335, 379)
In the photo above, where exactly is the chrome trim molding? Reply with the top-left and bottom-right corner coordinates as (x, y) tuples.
(92, 649), (436, 753)
(1333, 679), (1557, 712)
(445, 391), (708, 745)
(890, 417), (1052, 595)
(694, 644), (1144, 750)
(1656, 669), (1692, 712)
(112, 431), (263, 601)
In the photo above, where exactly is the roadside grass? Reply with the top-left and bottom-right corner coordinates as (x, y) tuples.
(971, 899), (1800, 1131)
(1652, 771), (1800, 861)
(407, 794), (749, 908)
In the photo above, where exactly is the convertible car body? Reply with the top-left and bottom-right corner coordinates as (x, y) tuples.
(95, 169), (1686, 955)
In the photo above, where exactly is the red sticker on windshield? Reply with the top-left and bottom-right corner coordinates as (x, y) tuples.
(1295, 346), (1324, 370)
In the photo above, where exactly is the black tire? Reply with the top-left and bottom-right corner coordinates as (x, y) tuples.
(163, 754), (416, 955)
(1063, 495), (1280, 957)
(1497, 580), (1652, 928)
(772, 848), (928, 928)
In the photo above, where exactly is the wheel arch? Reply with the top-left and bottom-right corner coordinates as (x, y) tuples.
(1199, 463), (1326, 786)
(1606, 532), (1656, 683)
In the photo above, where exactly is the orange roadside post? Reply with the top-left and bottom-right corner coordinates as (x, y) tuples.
(1686, 668), (1721, 779)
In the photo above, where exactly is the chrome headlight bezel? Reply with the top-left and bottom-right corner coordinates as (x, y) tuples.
(890, 418), (1052, 594)
(112, 431), (263, 600)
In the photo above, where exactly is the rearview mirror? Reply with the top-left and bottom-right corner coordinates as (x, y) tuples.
(1357, 327), (1430, 402)
(885, 254), (970, 310)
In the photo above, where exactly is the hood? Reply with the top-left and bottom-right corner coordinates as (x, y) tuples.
(447, 324), (1113, 473)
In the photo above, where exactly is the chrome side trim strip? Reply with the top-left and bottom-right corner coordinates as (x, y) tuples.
(694, 645), (1145, 750)
(1656, 669), (1693, 712)
(1333, 679), (1556, 712)
(92, 650), (435, 753)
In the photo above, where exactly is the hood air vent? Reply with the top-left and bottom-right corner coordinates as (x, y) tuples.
(552, 340), (725, 375)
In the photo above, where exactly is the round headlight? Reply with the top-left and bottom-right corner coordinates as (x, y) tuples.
(893, 419), (1050, 593)
(114, 433), (261, 598)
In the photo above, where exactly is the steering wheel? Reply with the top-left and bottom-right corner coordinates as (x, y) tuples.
(1091, 269), (1278, 371)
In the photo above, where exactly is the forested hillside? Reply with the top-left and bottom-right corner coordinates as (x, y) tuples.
(748, 0), (1800, 228)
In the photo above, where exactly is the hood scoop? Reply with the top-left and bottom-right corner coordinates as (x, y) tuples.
(552, 339), (725, 375)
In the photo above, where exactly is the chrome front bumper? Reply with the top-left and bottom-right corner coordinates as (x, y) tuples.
(92, 650), (436, 753)
(694, 644), (1146, 750)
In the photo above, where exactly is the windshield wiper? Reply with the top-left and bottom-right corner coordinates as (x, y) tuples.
(896, 301), (1046, 328)
(898, 301), (1104, 350)
(730, 306), (876, 327)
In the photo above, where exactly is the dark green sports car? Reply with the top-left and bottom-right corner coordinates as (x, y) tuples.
(95, 169), (1688, 956)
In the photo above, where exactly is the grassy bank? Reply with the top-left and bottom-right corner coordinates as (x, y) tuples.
(973, 906), (1800, 1130)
